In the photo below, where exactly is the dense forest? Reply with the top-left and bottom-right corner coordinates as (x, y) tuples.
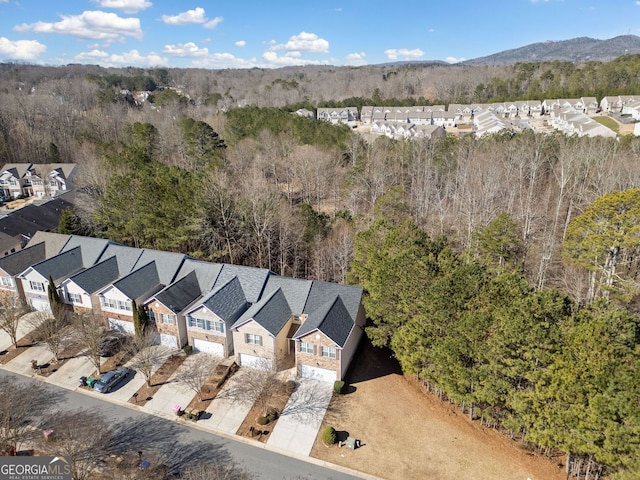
(1, 58), (640, 478)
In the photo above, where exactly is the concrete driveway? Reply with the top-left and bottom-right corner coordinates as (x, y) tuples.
(2, 344), (53, 376)
(0, 311), (40, 352)
(199, 367), (258, 434)
(143, 353), (205, 419)
(46, 353), (100, 390)
(267, 379), (333, 455)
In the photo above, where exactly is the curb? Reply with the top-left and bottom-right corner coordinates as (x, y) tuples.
(3, 365), (383, 480)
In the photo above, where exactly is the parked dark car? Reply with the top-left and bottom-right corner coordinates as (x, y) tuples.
(94, 366), (131, 393)
(98, 331), (127, 357)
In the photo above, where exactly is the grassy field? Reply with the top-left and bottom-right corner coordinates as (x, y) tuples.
(592, 116), (620, 133)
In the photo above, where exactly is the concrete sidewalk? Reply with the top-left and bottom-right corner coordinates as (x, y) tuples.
(143, 354), (203, 420)
(199, 367), (257, 434)
(267, 379), (333, 456)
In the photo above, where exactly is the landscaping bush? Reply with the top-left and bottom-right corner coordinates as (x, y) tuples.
(256, 416), (269, 425)
(285, 380), (297, 394)
(322, 426), (337, 445)
(266, 407), (279, 422)
(333, 380), (345, 394)
(182, 345), (193, 355)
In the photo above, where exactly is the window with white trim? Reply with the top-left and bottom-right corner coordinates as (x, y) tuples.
(0, 276), (13, 287)
(29, 281), (45, 292)
(245, 333), (262, 346)
(300, 342), (314, 354)
(160, 313), (175, 324)
(207, 320), (224, 333)
(99, 296), (117, 309)
(117, 300), (132, 312)
(320, 346), (337, 359)
(67, 292), (82, 304)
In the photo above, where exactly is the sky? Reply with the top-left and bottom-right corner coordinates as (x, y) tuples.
(0, 0), (639, 69)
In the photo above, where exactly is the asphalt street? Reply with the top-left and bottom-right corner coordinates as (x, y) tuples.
(0, 370), (364, 480)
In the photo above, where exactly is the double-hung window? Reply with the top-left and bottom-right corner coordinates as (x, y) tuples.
(100, 296), (117, 309)
(29, 281), (45, 292)
(320, 346), (337, 359)
(160, 313), (175, 325)
(245, 333), (262, 346)
(300, 342), (314, 354)
(0, 276), (13, 287)
(67, 292), (82, 304)
(117, 300), (132, 312)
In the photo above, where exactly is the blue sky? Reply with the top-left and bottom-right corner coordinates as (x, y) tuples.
(1, 0), (639, 69)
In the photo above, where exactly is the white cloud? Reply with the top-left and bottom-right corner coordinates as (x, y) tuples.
(262, 50), (327, 66)
(0, 37), (46, 60)
(235, 40), (246, 47)
(13, 11), (142, 42)
(270, 32), (329, 53)
(428, 28), (435, 33)
(161, 7), (211, 25)
(191, 52), (258, 69)
(345, 52), (366, 66)
(163, 42), (208, 57)
(384, 48), (424, 60)
(203, 16), (223, 29)
(91, 0), (152, 13)
(74, 48), (167, 66)
(445, 56), (465, 64)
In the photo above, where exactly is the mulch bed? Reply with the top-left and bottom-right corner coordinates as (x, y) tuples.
(235, 382), (293, 444)
(0, 335), (37, 364)
(184, 362), (239, 412)
(128, 355), (186, 407)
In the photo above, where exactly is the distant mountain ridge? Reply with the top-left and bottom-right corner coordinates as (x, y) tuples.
(462, 35), (640, 66)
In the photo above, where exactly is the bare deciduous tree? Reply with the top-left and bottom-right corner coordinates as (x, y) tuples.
(178, 353), (222, 401)
(179, 461), (256, 480)
(0, 377), (47, 454)
(38, 410), (113, 480)
(226, 360), (283, 417)
(73, 311), (109, 374)
(128, 331), (174, 386)
(29, 304), (72, 362)
(0, 291), (30, 349)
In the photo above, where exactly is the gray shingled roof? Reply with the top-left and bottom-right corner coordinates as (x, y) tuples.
(215, 264), (272, 304)
(173, 258), (223, 294)
(131, 250), (187, 285)
(294, 295), (354, 348)
(0, 197), (75, 238)
(66, 256), (120, 294)
(112, 261), (159, 300)
(232, 288), (292, 336)
(27, 246), (84, 282)
(0, 241), (46, 276)
(303, 280), (363, 322)
(154, 271), (201, 313)
(193, 276), (248, 321)
(262, 276), (312, 314)
(97, 244), (143, 276)
(60, 235), (112, 266)
(25, 232), (69, 258)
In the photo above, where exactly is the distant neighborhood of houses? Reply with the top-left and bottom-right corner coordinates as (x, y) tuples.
(312, 94), (640, 139)
(0, 232), (365, 383)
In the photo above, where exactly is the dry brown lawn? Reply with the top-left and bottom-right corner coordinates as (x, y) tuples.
(310, 339), (567, 480)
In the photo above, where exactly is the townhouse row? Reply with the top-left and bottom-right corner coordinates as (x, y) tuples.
(0, 164), (76, 200)
(0, 232), (365, 383)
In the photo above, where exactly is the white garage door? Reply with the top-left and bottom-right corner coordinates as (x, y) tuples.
(29, 298), (51, 313)
(160, 333), (178, 348)
(108, 318), (135, 334)
(300, 364), (336, 383)
(239, 353), (271, 369)
(193, 338), (223, 356)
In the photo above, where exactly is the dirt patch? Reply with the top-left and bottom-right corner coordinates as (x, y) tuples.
(310, 338), (567, 480)
(128, 355), (186, 406)
(0, 335), (36, 364)
(185, 362), (239, 412)
(235, 382), (292, 444)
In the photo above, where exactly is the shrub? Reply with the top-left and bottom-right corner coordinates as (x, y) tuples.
(322, 426), (337, 445)
(182, 345), (193, 355)
(333, 380), (345, 394)
(257, 416), (269, 425)
(266, 408), (279, 422)
(285, 380), (297, 394)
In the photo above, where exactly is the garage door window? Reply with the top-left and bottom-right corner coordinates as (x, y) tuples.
(321, 346), (336, 359)
(245, 333), (262, 346)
